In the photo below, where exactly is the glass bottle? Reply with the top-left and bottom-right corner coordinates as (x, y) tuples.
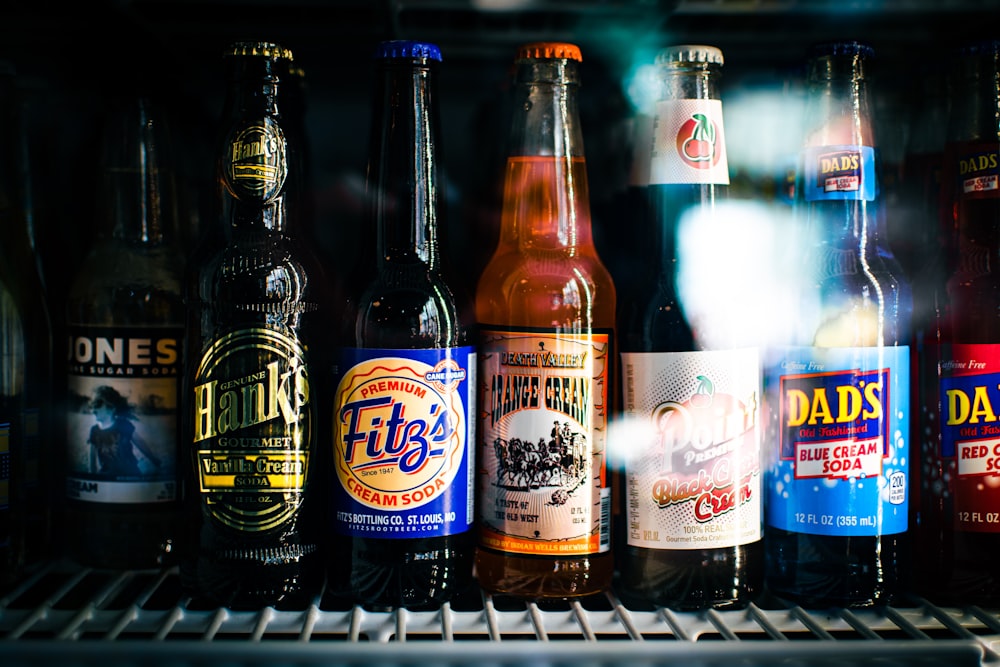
(0, 61), (53, 576)
(63, 93), (183, 569)
(327, 40), (475, 610)
(0, 262), (26, 586)
(615, 45), (764, 610)
(474, 42), (616, 599)
(918, 40), (1000, 606)
(763, 41), (912, 608)
(181, 41), (331, 609)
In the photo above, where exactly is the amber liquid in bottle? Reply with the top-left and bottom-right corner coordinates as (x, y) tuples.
(475, 127), (616, 597)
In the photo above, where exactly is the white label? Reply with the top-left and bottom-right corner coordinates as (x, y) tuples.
(649, 99), (730, 186)
(622, 348), (760, 550)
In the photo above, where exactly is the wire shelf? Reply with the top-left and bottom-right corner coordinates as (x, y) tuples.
(1, 559), (999, 666)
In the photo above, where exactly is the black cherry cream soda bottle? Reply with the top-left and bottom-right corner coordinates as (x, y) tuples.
(615, 45), (763, 611)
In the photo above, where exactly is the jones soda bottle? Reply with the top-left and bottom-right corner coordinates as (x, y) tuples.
(763, 41), (912, 608)
(327, 40), (476, 610)
(475, 42), (616, 599)
(615, 45), (764, 610)
(64, 93), (184, 569)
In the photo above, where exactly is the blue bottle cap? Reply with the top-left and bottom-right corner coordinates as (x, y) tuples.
(809, 40), (874, 60)
(375, 40), (442, 62)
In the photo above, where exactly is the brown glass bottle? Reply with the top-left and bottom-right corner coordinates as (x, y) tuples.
(181, 41), (331, 609)
(474, 42), (616, 599)
(327, 40), (475, 610)
(0, 258), (27, 587)
(0, 61), (53, 576)
(917, 40), (1000, 607)
(614, 45), (764, 611)
(64, 93), (183, 570)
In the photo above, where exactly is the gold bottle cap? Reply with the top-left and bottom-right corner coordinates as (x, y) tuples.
(226, 41), (294, 62)
(516, 42), (582, 62)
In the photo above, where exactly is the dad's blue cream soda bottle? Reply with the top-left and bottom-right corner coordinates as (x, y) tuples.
(763, 41), (912, 608)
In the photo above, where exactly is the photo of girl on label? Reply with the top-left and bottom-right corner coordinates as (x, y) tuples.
(85, 385), (161, 478)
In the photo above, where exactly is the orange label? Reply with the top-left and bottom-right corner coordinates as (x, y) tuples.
(477, 328), (611, 556)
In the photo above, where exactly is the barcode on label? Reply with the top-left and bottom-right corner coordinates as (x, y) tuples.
(600, 487), (611, 551)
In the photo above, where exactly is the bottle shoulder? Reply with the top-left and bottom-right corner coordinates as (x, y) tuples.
(474, 250), (616, 328)
(68, 240), (185, 326)
(345, 264), (467, 349)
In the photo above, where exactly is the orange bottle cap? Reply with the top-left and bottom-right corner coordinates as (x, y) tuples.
(516, 42), (582, 62)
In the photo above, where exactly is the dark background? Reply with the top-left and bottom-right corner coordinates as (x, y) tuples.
(1, 0), (996, 306)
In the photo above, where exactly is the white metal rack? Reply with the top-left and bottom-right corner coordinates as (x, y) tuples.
(1, 559), (999, 666)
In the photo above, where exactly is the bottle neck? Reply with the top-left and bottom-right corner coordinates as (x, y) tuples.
(101, 96), (176, 246)
(800, 55), (882, 247)
(499, 59), (593, 251)
(803, 57), (874, 148)
(658, 61), (722, 102)
(218, 57), (294, 233)
(649, 61), (727, 267)
(368, 57), (441, 269)
(949, 49), (1000, 145)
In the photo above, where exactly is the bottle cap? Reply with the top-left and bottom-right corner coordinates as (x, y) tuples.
(516, 42), (582, 62)
(226, 41), (294, 62)
(655, 45), (724, 66)
(808, 40), (874, 60)
(375, 40), (442, 62)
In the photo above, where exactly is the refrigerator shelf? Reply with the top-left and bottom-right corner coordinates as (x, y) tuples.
(1, 559), (998, 666)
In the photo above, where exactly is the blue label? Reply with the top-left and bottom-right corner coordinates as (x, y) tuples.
(331, 346), (475, 539)
(802, 145), (877, 202)
(764, 345), (909, 536)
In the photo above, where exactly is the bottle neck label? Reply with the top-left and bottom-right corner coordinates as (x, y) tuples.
(224, 119), (287, 202)
(331, 346), (476, 539)
(649, 99), (729, 185)
(620, 348), (762, 550)
(802, 145), (876, 201)
(191, 326), (312, 532)
(65, 325), (182, 504)
(763, 345), (909, 536)
(477, 327), (612, 556)
(955, 143), (1000, 199)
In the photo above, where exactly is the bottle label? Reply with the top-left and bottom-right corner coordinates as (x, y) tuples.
(649, 99), (729, 186)
(224, 119), (287, 202)
(65, 326), (181, 504)
(939, 344), (1000, 532)
(331, 347), (475, 539)
(477, 328), (612, 556)
(802, 145), (876, 201)
(763, 345), (909, 536)
(192, 327), (311, 532)
(956, 143), (1000, 199)
(621, 349), (762, 550)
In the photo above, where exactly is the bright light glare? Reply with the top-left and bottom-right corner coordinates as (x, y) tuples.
(725, 85), (805, 178)
(676, 199), (809, 350)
